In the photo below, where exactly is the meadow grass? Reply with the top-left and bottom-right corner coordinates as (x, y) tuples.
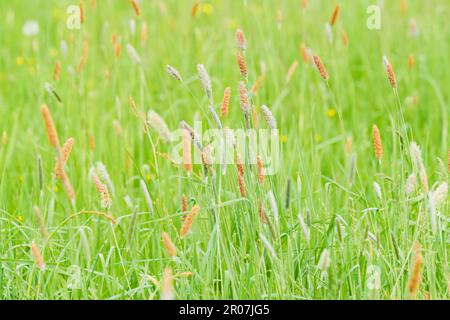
(0, 0), (448, 299)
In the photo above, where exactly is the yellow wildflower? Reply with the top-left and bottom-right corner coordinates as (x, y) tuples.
(202, 3), (214, 15)
(326, 108), (337, 118)
(16, 56), (25, 65)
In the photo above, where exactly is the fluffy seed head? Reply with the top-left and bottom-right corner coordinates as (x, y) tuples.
(405, 173), (417, 195)
(147, 110), (172, 142)
(92, 173), (112, 209)
(162, 232), (177, 257)
(126, 43), (141, 64)
(161, 267), (174, 300)
(197, 64), (213, 104)
(419, 164), (428, 193)
(431, 182), (448, 206)
(373, 182), (382, 199)
(235, 29), (247, 50)
(409, 141), (423, 170)
(237, 173), (246, 197)
(318, 249), (331, 273)
(261, 105), (277, 130)
(166, 65), (182, 81)
(30, 240), (45, 271)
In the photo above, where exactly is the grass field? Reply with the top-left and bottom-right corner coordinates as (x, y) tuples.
(0, 0), (448, 300)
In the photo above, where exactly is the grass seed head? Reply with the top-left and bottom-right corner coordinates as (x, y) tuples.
(166, 64), (182, 81)
(405, 173), (417, 195)
(261, 105), (277, 130)
(238, 173), (246, 197)
(407, 242), (423, 299)
(162, 232), (177, 257)
(238, 81), (250, 115)
(235, 28), (247, 50)
(330, 4), (340, 26)
(130, 0), (141, 16)
(197, 64), (213, 104)
(312, 54), (329, 80)
(383, 56), (397, 88)
(257, 156), (265, 184)
(30, 240), (45, 271)
(40, 104), (60, 148)
(161, 267), (174, 300)
(220, 87), (231, 118)
(372, 124), (383, 161)
(92, 173), (112, 209)
(147, 110), (172, 142)
(182, 129), (192, 172)
(55, 137), (74, 180)
(53, 60), (61, 81)
(236, 51), (248, 78)
(180, 205), (200, 237)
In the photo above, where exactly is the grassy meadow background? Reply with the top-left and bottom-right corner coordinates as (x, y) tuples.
(0, 0), (449, 299)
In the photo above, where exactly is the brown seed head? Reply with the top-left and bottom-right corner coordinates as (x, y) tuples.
(130, 0), (140, 16)
(238, 173), (246, 197)
(300, 43), (310, 63)
(92, 173), (112, 209)
(182, 129), (192, 172)
(191, 0), (200, 17)
(372, 124), (383, 161)
(407, 242), (423, 299)
(53, 60), (61, 81)
(313, 55), (329, 80)
(236, 51), (248, 78)
(235, 29), (247, 50)
(238, 81), (250, 114)
(330, 4), (340, 26)
(180, 205), (200, 237)
(220, 87), (231, 118)
(162, 232), (177, 257)
(40, 104), (60, 148)
(408, 54), (414, 70)
(30, 240), (45, 271)
(257, 156), (265, 184)
(383, 56), (397, 88)
(80, 1), (85, 24)
(181, 194), (188, 221)
(55, 137), (74, 180)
